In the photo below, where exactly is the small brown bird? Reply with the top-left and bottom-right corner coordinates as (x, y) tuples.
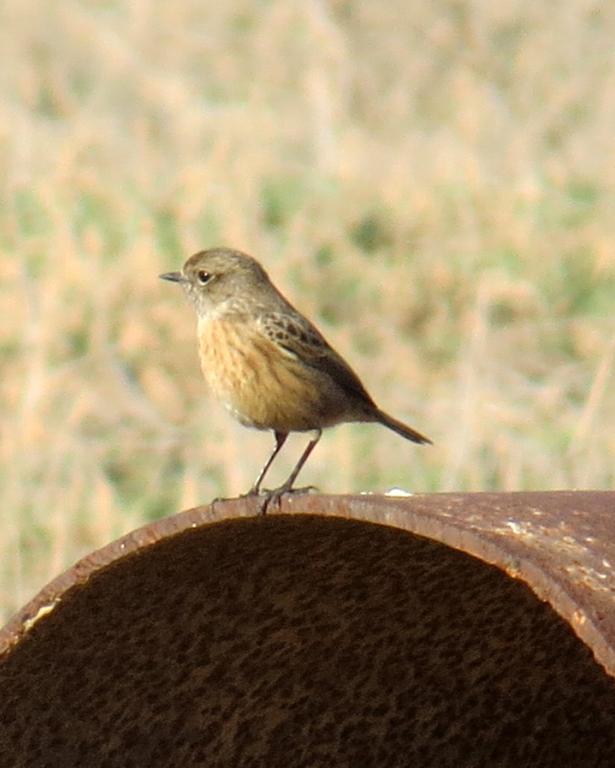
(160, 248), (430, 511)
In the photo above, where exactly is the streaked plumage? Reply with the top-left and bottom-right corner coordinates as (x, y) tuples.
(160, 247), (430, 511)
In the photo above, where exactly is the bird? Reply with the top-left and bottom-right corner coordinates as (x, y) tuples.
(160, 247), (431, 512)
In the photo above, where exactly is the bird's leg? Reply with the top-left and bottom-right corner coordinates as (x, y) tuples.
(260, 430), (322, 515)
(247, 431), (288, 496)
(278, 429), (322, 492)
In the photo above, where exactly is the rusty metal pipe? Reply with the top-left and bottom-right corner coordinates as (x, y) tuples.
(1, 491), (614, 766)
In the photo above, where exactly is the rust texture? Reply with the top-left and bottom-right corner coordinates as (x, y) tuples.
(0, 492), (614, 766)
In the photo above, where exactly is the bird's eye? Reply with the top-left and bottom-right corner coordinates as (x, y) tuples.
(197, 270), (212, 285)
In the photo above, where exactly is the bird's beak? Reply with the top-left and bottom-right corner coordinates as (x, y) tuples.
(159, 271), (185, 283)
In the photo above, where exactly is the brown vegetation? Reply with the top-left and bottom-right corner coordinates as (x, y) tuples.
(1, 0), (614, 620)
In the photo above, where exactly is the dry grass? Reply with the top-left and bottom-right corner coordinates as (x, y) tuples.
(1, 0), (615, 622)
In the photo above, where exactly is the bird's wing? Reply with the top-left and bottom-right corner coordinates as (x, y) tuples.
(258, 312), (376, 408)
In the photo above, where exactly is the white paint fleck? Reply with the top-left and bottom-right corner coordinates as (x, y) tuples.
(385, 488), (414, 497)
(505, 521), (523, 535)
(572, 609), (586, 626)
(23, 600), (60, 633)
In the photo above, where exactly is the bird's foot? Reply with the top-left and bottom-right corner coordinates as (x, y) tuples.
(211, 490), (264, 511)
(212, 488), (272, 513)
(241, 486), (264, 499)
(257, 484), (318, 516)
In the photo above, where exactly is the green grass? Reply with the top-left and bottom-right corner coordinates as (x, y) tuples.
(1, 0), (614, 623)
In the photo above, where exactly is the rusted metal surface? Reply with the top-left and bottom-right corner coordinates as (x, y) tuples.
(3, 491), (613, 675)
(0, 492), (614, 766)
(286, 491), (615, 678)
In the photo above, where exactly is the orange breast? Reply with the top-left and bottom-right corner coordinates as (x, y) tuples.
(197, 317), (348, 432)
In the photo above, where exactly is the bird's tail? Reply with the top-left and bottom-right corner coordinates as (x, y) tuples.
(375, 409), (432, 445)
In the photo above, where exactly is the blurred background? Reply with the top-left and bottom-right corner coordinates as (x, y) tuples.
(1, 0), (614, 622)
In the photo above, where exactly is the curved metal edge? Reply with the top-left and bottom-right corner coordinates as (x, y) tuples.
(0, 497), (257, 655)
(278, 492), (615, 679)
(2, 492), (614, 679)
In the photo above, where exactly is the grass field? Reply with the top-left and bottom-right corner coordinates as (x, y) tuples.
(1, 0), (614, 622)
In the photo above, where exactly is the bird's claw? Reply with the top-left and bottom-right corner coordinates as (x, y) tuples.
(258, 484), (318, 516)
(212, 485), (318, 516)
